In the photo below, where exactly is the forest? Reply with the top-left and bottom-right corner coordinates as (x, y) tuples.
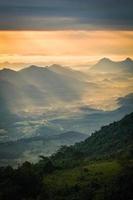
(0, 112), (133, 200)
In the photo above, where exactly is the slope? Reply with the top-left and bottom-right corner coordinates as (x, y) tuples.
(52, 112), (133, 165)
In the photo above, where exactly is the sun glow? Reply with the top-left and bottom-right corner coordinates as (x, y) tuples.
(0, 30), (133, 69)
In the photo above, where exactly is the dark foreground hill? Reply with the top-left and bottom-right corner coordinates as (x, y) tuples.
(0, 113), (133, 200)
(52, 112), (133, 167)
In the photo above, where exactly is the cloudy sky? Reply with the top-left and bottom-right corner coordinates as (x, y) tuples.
(0, 0), (133, 66)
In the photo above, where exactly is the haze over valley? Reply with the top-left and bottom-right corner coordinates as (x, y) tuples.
(0, 58), (133, 166)
(1, 1), (133, 199)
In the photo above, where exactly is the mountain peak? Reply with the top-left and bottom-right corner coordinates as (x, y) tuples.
(48, 64), (68, 71)
(48, 64), (73, 74)
(1, 68), (14, 71)
(0, 68), (16, 74)
(49, 64), (62, 68)
(99, 57), (112, 63)
(20, 65), (46, 73)
(124, 57), (132, 62)
(25, 65), (41, 70)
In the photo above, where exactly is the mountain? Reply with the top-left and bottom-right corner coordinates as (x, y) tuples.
(48, 64), (89, 81)
(43, 112), (133, 200)
(19, 65), (88, 102)
(0, 65), (94, 113)
(91, 57), (133, 73)
(51, 93), (133, 135)
(0, 64), (132, 166)
(52, 112), (133, 163)
(0, 131), (87, 166)
(0, 93), (132, 166)
(0, 113), (133, 200)
(54, 131), (88, 143)
(77, 112), (133, 158)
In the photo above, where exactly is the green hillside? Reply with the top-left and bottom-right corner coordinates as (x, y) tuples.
(0, 112), (133, 200)
(52, 112), (133, 167)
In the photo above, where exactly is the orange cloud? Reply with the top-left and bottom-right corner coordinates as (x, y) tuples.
(0, 30), (133, 64)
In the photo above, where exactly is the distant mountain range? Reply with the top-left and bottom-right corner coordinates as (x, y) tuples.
(0, 62), (132, 137)
(91, 57), (133, 73)
(0, 57), (132, 113)
(0, 60), (133, 166)
(0, 93), (132, 166)
(0, 131), (87, 166)
(0, 64), (97, 113)
(0, 57), (133, 73)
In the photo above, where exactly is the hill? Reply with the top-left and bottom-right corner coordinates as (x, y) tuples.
(0, 113), (133, 200)
(52, 112), (133, 166)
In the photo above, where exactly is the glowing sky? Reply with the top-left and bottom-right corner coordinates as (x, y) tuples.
(0, 0), (133, 66)
(0, 30), (133, 66)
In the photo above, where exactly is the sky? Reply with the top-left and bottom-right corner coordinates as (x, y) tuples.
(0, 0), (133, 67)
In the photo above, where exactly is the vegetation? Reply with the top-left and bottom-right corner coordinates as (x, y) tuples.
(0, 112), (133, 200)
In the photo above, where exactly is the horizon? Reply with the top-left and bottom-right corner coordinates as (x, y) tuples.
(0, 56), (133, 71)
(0, 0), (133, 70)
(0, 30), (133, 70)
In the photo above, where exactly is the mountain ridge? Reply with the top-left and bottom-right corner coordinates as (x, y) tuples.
(52, 112), (133, 164)
(91, 57), (133, 73)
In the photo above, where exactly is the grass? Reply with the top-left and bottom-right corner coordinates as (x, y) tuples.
(43, 160), (121, 193)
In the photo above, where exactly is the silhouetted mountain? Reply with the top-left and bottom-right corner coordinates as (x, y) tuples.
(0, 68), (16, 77)
(48, 64), (89, 81)
(91, 57), (133, 73)
(0, 65), (95, 113)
